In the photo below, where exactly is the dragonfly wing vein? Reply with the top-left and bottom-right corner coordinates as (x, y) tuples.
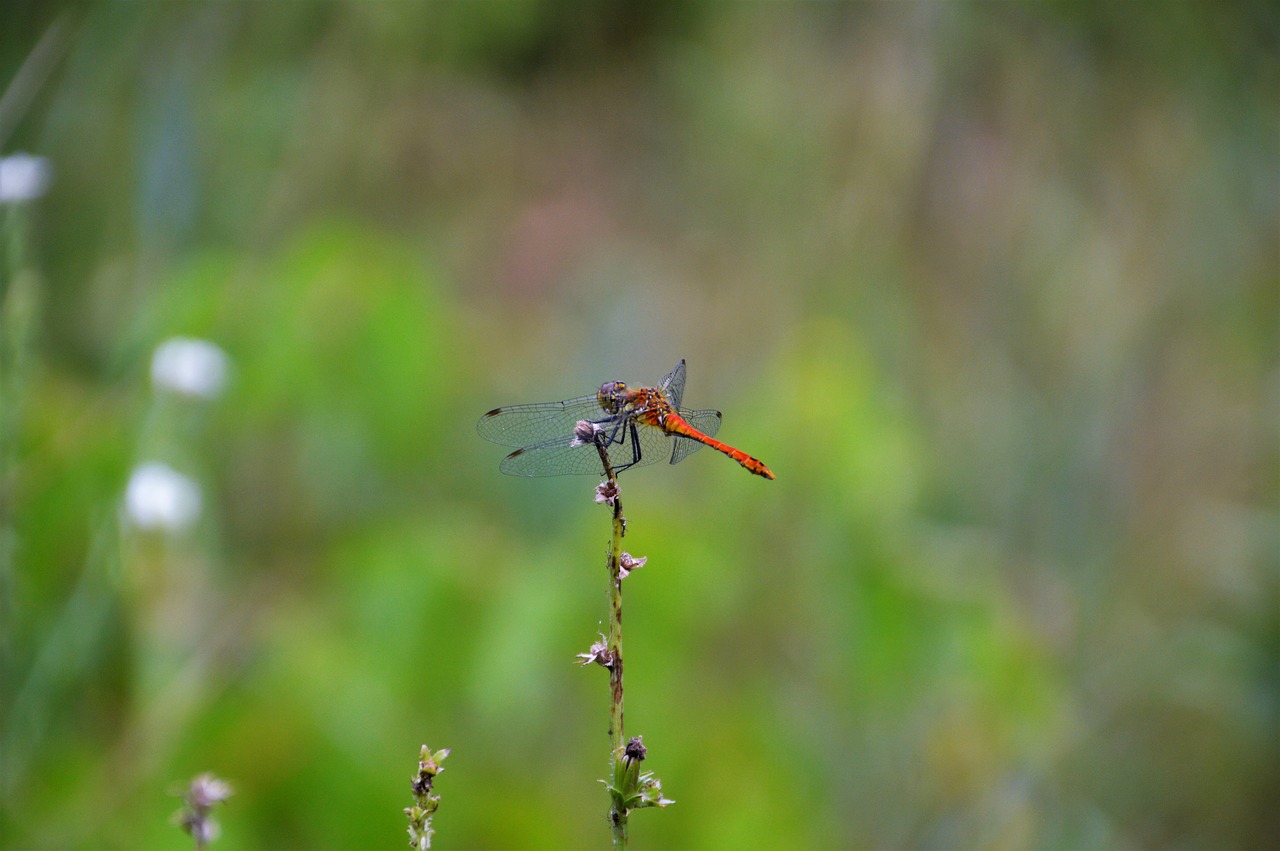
(495, 420), (671, 477)
(499, 435), (613, 476)
(658, 359), (687, 411)
(670, 409), (722, 464)
(476, 394), (605, 447)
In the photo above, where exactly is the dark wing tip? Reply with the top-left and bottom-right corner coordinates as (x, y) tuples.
(482, 408), (503, 418)
(506, 448), (526, 458)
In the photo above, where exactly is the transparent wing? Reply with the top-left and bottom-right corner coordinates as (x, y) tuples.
(476, 394), (606, 447)
(669, 408), (722, 464)
(481, 361), (721, 476)
(499, 419), (675, 477)
(657, 359), (687, 411)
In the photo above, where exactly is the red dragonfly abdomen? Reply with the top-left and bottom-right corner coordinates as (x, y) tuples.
(659, 409), (775, 480)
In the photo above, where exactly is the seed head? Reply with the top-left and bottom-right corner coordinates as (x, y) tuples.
(570, 420), (602, 447)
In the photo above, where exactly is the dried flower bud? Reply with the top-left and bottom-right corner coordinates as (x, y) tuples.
(594, 480), (620, 506)
(576, 634), (614, 668)
(570, 420), (603, 447)
(618, 552), (647, 579)
(624, 736), (647, 764)
(411, 773), (433, 797)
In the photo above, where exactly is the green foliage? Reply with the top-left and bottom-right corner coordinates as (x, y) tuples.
(1, 2), (1275, 849)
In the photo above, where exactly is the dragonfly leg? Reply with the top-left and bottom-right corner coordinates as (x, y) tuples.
(605, 418), (643, 474)
(612, 421), (643, 473)
(589, 415), (635, 474)
(599, 416), (627, 448)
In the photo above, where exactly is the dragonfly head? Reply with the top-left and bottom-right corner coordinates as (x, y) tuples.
(597, 380), (629, 413)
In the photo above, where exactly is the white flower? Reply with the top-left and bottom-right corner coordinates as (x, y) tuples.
(151, 337), (229, 399)
(125, 462), (202, 532)
(0, 153), (52, 203)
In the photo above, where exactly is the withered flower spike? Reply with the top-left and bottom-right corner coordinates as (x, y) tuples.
(624, 736), (647, 764)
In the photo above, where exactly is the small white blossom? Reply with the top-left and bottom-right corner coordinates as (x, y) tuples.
(186, 773), (233, 808)
(0, 153), (52, 203)
(125, 462), (202, 532)
(151, 337), (229, 399)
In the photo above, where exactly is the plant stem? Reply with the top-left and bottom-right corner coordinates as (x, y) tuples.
(593, 443), (628, 847)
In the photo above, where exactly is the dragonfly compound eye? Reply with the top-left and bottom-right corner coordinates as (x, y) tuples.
(597, 381), (628, 412)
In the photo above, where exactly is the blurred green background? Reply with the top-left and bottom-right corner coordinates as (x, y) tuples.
(2, 2), (1276, 848)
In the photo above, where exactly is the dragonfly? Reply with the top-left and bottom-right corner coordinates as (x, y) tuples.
(477, 359), (775, 480)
